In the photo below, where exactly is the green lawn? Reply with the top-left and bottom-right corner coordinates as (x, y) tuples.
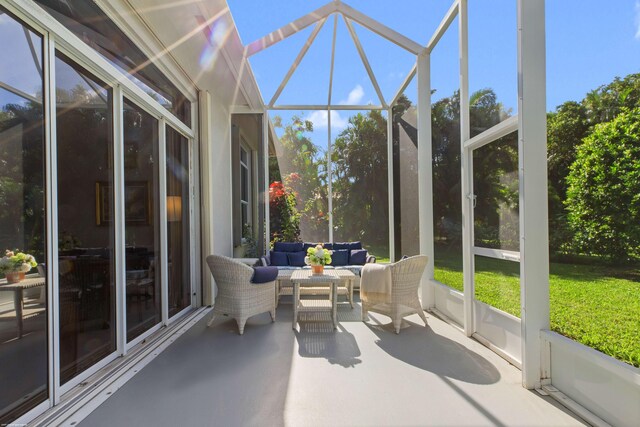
(433, 249), (640, 368)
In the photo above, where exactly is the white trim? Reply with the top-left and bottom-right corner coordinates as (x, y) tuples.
(159, 119), (169, 324)
(473, 332), (522, 369)
(166, 305), (193, 325)
(327, 14), (338, 106)
(541, 385), (611, 427)
(268, 17), (328, 107)
(517, 0), (549, 389)
(126, 323), (163, 351)
(387, 107), (395, 262)
(541, 331), (640, 387)
(270, 104), (383, 110)
(337, 2), (423, 55)
(113, 86), (127, 357)
(244, 2), (338, 57)
(458, 0), (474, 338)
(473, 247), (520, 262)
(263, 108), (271, 250)
(343, 16), (387, 107)
(327, 106), (334, 243)
(58, 352), (120, 396)
(417, 52), (435, 308)
(463, 115), (519, 151)
(426, 0), (460, 54)
(11, 400), (51, 427)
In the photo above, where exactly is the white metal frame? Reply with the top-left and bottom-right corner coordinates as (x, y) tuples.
(0, 0), (200, 423)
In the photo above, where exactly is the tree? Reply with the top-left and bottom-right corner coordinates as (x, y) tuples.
(331, 111), (389, 250)
(566, 108), (640, 260)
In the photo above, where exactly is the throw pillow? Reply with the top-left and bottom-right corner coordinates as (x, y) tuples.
(287, 251), (307, 267)
(349, 249), (368, 265)
(251, 266), (279, 284)
(330, 249), (349, 266)
(270, 251), (289, 266)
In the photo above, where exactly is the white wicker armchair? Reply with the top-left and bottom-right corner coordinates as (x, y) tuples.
(361, 255), (429, 334)
(206, 255), (276, 335)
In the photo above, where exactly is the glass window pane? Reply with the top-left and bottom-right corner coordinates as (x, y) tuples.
(123, 99), (161, 342)
(269, 112), (328, 244)
(0, 8), (48, 423)
(55, 52), (116, 384)
(431, 17), (462, 291)
(472, 131), (519, 252)
(474, 255), (520, 318)
(34, 0), (191, 126)
(166, 127), (190, 317)
(468, 0), (517, 137)
(332, 110), (389, 262)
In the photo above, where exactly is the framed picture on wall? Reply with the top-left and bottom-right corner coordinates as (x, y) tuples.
(96, 181), (151, 225)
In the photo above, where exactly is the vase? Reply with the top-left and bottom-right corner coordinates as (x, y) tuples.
(5, 271), (25, 283)
(311, 265), (324, 275)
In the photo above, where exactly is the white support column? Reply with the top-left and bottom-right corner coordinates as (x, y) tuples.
(327, 109), (334, 243)
(159, 119), (169, 324)
(263, 108), (270, 249)
(517, 0), (549, 390)
(387, 107), (395, 262)
(459, 0), (474, 338)
(417, 52), (435, 308)
(199, 91), (214, 305)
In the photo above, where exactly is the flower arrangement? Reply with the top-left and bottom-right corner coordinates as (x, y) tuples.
(305, 244), (332, 266)
(0, 249), (37, 275)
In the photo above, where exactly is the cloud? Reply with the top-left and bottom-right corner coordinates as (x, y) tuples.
(306, 110), (348, 130)
(636, 1), (640, 40)
(339, 84), (364, 105)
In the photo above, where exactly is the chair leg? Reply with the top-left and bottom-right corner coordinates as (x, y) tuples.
(236, 317), (247, 335)
(270, 309), (276, 322)
(206, 312), (217, 327)
(361, 302), (368, 322)
(418, 308), (428, 326)
(393, 317), (401, 334)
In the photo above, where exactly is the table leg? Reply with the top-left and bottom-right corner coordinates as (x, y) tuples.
(14, 288), (24, 339)
(332, 282), (337, 330)
(349, 278), (354, 308)
(292, 281), (299, 330)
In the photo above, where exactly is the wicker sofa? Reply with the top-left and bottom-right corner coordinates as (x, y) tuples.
(259, 241), (376, 289)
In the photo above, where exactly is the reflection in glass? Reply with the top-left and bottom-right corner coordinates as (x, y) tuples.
(166, 127), (191, 317)
(473, 132), (519, 251)
(123, 99), (161, 341)
(55, 52), (116, 384)
(0, 8), (48, 423)
(392, 94), (420, 259)
(468, 0), (516, 137)
(474, 255), (520, 318)
(332, 111), (389, 261)
(231, 114), (265, 257)
(33, 0), (191, 126)
(269, 113), (328, 244)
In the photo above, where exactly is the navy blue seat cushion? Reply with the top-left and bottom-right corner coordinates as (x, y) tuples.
(330, 249), (349, 266)
(287, 251), (307, 267)
(349, 249), (368, 265)
(273, 242), (304, 252)
(270, 251), (289, 266)
(333, 241), (362, 251)
(251, 266), (279, 284)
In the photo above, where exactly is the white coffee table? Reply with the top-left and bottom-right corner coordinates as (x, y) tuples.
(291, 269), (341, 330)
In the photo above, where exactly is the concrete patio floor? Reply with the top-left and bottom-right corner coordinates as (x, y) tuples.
(80, 297), (585, 427)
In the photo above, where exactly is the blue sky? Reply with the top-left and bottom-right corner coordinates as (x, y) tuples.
(228, 0), (640, 144)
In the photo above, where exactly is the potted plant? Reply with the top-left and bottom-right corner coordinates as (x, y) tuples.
(305, 244), (332, 275)
(0, 250), (37, 283)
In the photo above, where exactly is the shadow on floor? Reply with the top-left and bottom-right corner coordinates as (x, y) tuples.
(366, 316), (501, 385)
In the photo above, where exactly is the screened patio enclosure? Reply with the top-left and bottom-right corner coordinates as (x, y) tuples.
(231, 1), (638, 426)
(0, 0), (638, 426)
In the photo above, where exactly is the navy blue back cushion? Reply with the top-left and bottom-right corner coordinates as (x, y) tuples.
(270, 251), (289, 266)
(251, 267), (279, 284)
(330, 249), (349, 266)
(303, 242), (333, 251)
(287, 251), (307, 267)
(274, 242), (304, 252)
(334, 242), (362, 251)
(349, 249), (368, 265)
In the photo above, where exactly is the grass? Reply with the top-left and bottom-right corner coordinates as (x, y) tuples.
(433, 248), (640, 368)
